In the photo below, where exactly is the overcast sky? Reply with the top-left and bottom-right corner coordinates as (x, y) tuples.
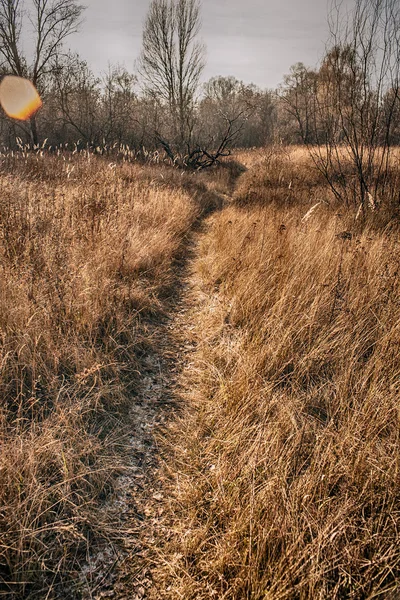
(33, 0), (349, 89)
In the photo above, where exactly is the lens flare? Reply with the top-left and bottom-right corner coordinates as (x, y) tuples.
(0, 76), (42, 121)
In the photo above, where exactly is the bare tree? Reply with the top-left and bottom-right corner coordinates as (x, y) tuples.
(281, 0), (400, 215)
(279, 63), (319, 144)
(139, 2), (257, 169)
(0, 0), (84, 144)
(326, 0), (400, 213)
(101, 65), (138, 146)
(139, 0), (205, 149)
(199, 76), (274, 149)
(50, 53), (101, 145)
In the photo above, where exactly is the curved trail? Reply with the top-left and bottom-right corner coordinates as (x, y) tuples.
(79, 198), (225, 600)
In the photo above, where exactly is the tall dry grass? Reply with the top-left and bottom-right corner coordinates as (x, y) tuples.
(0, 151), (210, 598)
(155, 152), (400, 598)
(233, 145), (400, 224)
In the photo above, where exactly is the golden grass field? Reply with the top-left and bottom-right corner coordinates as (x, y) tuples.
(152, 149), (400, 599)
(0, 147), (399, 599)
(0, 151), (217, 597)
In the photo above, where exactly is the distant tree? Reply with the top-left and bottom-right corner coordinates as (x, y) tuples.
(50, 53), (101, 145)
(200, 76), (275, 148)
(319, 0), (400, 211)
(279, 63), (319, 144)
(200, 76), (248, 144)
(0, 0), (84, 144)
(382, 87), (400, 145)
(101, 65), (138, 146)
(280, 0), (400, 214)
(239, 86), (276, 146)
(139, 1), (245, 167)
(203, 75), (242, 105)
(139, 0), (205, 149)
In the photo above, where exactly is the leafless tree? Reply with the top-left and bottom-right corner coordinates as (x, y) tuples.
(0, 0), (84, 144)
(50, 53), (101, 145)
(200, 76), (275, 148)
(101, 65), (138, 146)
(139, 0), (205, 150)
(279, 63), (319, 144)
(281, 0), (400, 215)
(327, 0), (400, 213)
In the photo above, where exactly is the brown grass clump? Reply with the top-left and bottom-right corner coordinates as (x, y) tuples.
(0, 151), (205, 598)
(233, 146), (327, 208)
(156, 155), (400, 598)
(233, 145), (400, 224)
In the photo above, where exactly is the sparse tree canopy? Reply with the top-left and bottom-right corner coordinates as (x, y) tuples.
(0, 0), (84, 143)
(280, 0), (400, 211)
(0, 0), (84, 85)
(139, 0), (205, 145)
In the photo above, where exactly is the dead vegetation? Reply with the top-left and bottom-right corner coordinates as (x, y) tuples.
(1, 145), (400, 600)
(152, 149), (400, 599)
(0, 150), (214, 598)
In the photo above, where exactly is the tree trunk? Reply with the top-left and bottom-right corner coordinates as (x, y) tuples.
(30, 116), (39, 146)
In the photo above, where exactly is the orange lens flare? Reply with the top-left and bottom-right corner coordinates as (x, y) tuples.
(0, 76), (42, 121)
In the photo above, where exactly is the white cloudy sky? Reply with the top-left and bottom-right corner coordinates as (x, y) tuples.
(26, 0), (355, 89)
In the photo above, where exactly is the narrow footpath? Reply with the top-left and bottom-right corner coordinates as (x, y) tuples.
(78, 192), (228, 600)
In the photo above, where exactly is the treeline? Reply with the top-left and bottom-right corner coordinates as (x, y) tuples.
(0, 0), (277, 157)
(2, 53), (399, 155)
(0, 0), (399, 180)
(0, 62), (277, 152)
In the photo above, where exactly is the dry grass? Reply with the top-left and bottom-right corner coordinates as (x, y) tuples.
(154, 152), (400, 599)
(0, 151), (212, 598)
(233, 145), (400, 223)
(233, 146), (327, 209)
(3, 145), (400, 599)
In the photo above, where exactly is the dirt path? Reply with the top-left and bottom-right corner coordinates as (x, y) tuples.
(76, 213), (215, 600)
